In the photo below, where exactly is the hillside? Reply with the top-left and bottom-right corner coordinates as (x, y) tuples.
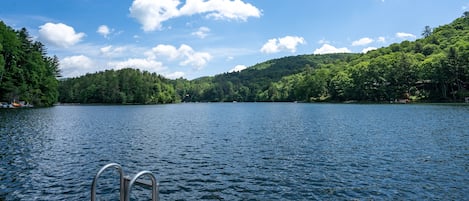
(185, 53), (357, 102)
(0, 21), (60, 107)
(58, 12), (469, 104)
(186, 12), (469, 102)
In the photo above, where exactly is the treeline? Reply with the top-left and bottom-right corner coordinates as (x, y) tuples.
(179, 54), (357, 102)
(58, 69), (178, 104)
(184, 13), (469, 102)
(297, 13), (469, 102)
(58, 13), (469, 104)
(0, 21), (60, 107)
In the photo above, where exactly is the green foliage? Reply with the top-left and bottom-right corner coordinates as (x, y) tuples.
(58, 13), (469, 104)
(184, 54), (356, 102)
(180, 13), (468, 103)
(58, 68), (179, 104)
(0, 21), (60, 106)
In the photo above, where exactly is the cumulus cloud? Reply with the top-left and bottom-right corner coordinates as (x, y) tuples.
(396, 32), (416, 39)
(129, 0), (180, 31)
(97, 25), (111, 38)
(61, 55), (94, 70)
(60, 55), (94, 77)
(178, 45), (212, 68)
(165, 71), (185, 79)
(352, 37), (373, 46)
(313, 44), (351, 55)
(100, 45), (126, 57)
(129, 0), (261, 31)
(260, 39), (280, 54)
(362, 47), (377, 53)
(179, 0), (262, 20)
(192, 26), (210, 38)
(148, 44), (212, 69)
(260, 36), (305, 54)
(38, 23), (85, 48)
(108, 58), (166, 72)
(228, 64), (247, 73)
(318, 39), (330, 44)
(150, 44), (180, 60)
(377, 36), (386, 43)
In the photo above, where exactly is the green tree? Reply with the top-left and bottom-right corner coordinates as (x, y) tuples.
(422, 25), (433, 38)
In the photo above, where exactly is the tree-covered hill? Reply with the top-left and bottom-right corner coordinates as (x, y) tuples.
(0, 21), (60, 107)
(58, 12), (469, 104)
(183, 53), (357, 102)
(58, 68), (178, 104)
(180, 12), (468, 103)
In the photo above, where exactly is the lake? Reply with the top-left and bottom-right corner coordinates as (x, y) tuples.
(0, 103), (468, 200)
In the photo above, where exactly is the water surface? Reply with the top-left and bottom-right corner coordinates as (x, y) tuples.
(0, 103), (468, 200)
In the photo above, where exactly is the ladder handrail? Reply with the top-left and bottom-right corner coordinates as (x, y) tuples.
(91, 163), (125, 201)
(125, 170), (159, 201)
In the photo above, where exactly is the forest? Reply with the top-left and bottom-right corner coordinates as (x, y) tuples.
(0, 21), (60, 107)
(182, 12), (469, 103)
(58, 69), (178, 104)
(59, 13), (468, 104)
(2, 13), (469, 106)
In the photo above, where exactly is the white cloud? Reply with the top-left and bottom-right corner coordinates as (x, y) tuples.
(100, 45), (126, 57)
(97, 25), (111, 38)
(150, 44), (180, 60)
(148, 44), (212, 69)
(38, 23), (85, 48)
(313, 44), (351, 55)
(60, 55), (94, 77)
(228, 64), (247, 73)
(192, 26), (210, 38)
(108, 58), (166, 72)
(318, 39), (330, 44)
(260, 39), (279, 53)
(362, 47), (377, 53)
(352, 37), (373, 46)
(100, 45), (112, 54)
(129, 0), (180, 31)
(178, 44), (212, 69)
(260, 36), (305, 54)
(129, 0), (261, 32)
(179, 0), (262, 21)
(396, 32), (416, 39)
(61, 55), (94, 70)
(164, 71), (185, 79)
(377, 36), (386, 43)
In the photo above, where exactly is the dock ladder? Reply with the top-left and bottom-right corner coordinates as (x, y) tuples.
(91, 163), (159, 201)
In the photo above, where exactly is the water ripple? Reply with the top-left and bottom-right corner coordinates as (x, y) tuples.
(1, 104), (468, 200)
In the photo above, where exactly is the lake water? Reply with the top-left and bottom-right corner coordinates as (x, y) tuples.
(0, 103), (468, 200)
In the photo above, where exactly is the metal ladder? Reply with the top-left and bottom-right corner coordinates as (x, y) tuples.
(91, 163), (159, 201)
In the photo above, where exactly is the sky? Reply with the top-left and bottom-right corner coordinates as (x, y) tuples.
(1, 0), (468, 80)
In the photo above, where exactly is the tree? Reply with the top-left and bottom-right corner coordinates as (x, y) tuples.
(0, 21), (59, 106)
(422, 25), (433, 38)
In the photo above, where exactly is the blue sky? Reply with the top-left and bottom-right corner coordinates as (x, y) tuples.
(1, 0), (467, 79)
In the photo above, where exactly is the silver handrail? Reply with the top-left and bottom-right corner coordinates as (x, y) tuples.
(91, 163), (125, 201)
(125, 171), (159, 201)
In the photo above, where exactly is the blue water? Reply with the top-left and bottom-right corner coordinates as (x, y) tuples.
(0, 103), (468, 200)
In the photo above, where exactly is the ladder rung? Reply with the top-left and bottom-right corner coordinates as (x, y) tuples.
(124, 175), (153, 188)
(91, 163), (158, 201)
